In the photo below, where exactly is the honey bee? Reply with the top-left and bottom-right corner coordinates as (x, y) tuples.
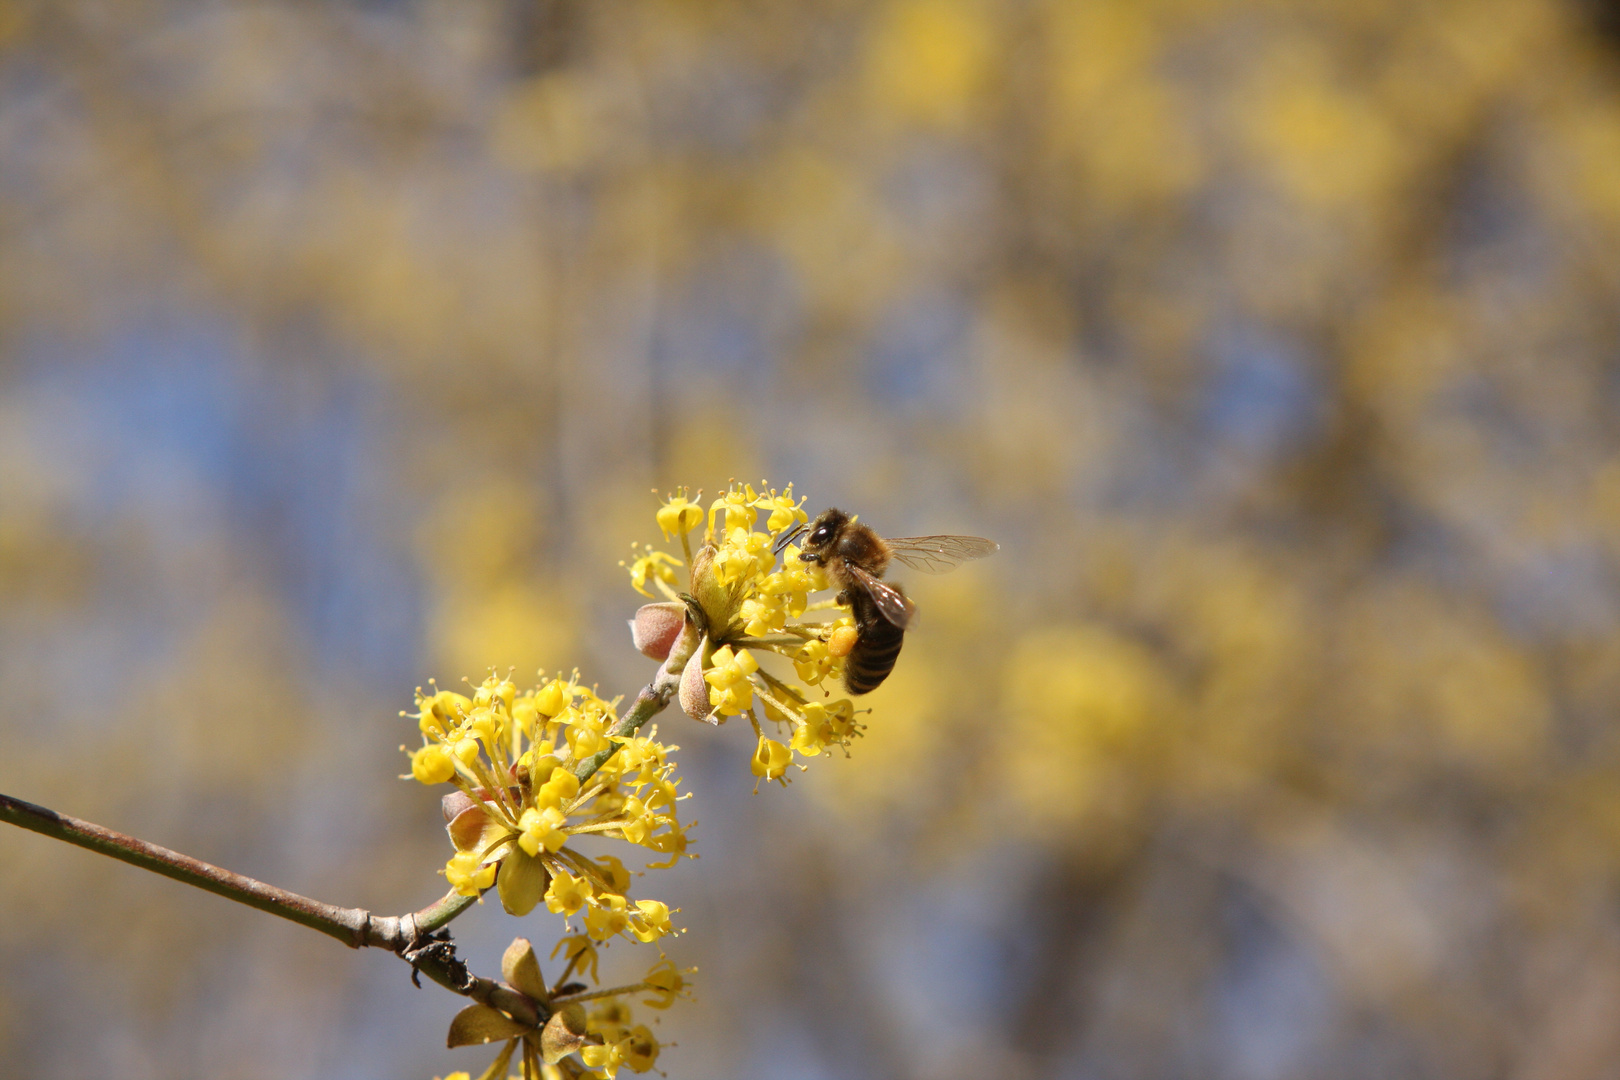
(777, 508), (998, 694)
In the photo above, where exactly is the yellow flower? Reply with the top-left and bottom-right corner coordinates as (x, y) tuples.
(824, 698), (859, 740)
(465, 704), (503, 747)
(593, 853), (632, 893)
(642, 824), (691, 869)
(511, 695), (539, 734)
(640, 775), (681, 813)
(751, 736), (792, 782)
(591, 997), (633, 1038)
(545, 868), (593, 915)
(616, 736), (671, 785)
(793, 639), (837, 685)
(551, 934), (600, 984)
(563, 707), (611, 760)
(585, 893), (631, 941)
(791, 700), (858, 758)
(791, 713), (833, 757)
(582, 1041), (625, 1078)
(444, 850), (497, 896)
(625, 546), (682, 598)
(704, 645), (759, 715)
(618, 795), (653, 844)
(711, 526), (774, 588)
(535, 767), (581, 811)
(759, 561), (814, 613)
(656, 490), (705, 538)
(629, 899), (675, 942)
(416, 689), (469, 737)
(707, 486), (760, 537)
(639, 958), (690, 1009)
(516, 805), (568, 856)
(473, 676), (516, 711)
(620, 1025), (661, 1073)
(752, 485), (808, 534)
(740, 593), (788, 637)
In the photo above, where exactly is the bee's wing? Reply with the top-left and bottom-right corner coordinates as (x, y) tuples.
(845, 562), (917, 629)
(884, 535), (1000, 575)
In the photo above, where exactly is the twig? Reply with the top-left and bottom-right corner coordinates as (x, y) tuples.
(0, 647), (683, 1025)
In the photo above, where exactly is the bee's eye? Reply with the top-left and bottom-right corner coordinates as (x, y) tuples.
(811, 527), (831, 544)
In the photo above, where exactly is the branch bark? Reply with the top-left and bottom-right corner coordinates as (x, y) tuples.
(0, 653), (681, 1021)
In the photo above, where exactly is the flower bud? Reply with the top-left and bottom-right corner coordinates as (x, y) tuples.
(679, 638), (718, 724)
(441, 790), (476, 823)
(410, 743), (456, 784)
(687, 542), (737, 633)
(541, 1003), (591, 1065)
(534, 678), (572, 717)
(629, 601), (686, 660)
(497, 846), (550, 916)
(500, 937), (549, 1002)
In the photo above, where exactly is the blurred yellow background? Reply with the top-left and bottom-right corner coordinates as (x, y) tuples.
(3, 0), (1620, 1076)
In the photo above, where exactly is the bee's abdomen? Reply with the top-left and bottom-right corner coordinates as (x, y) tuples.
(843, 593), (905, 695)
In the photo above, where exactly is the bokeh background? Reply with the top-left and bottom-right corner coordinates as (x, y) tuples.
(3, 0), (1620, 1076)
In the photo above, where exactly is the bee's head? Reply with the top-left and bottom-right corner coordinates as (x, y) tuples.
(796, 508), (849, 563)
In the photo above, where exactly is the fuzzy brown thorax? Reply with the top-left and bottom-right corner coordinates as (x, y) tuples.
(798, 508), (892, 583)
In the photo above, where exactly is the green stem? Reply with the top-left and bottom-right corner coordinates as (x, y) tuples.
(570, 670), (680, 784)
(412, 888), (480, 934)
(551, 981), (652, 1006)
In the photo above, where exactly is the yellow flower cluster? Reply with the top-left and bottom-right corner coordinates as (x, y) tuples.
(553, 945), (687, 1079)
(435, 936), (691, 1080)
(418, 479), (878, 1079)
(628, 483), (866, 787)
(579, 998), (660, 1078)
(404, 672), (692, 943)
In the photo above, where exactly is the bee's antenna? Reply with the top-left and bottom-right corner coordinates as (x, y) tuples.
(773, 525), (808, 555)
